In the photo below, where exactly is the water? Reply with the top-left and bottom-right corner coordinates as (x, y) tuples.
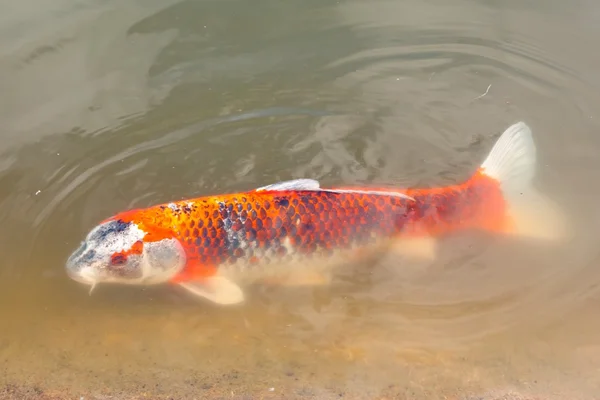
(1, 0), (600, 398)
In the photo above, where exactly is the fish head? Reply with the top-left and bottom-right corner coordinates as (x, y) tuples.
(66, 217), (186, 290)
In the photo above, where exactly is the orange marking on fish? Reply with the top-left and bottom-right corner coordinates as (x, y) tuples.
(110, 240), (144, 265)
(101, 169), (508, 284)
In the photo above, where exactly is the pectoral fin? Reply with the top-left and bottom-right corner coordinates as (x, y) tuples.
(179, 276), (244, 305)
(389, 237), (437, 261)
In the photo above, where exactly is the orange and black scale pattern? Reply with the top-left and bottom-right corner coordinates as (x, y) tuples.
(133, 174), (505, 273)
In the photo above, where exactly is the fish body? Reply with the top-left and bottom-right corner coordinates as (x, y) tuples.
(66, 122), (568, 305)
(112, 172), (503, 281)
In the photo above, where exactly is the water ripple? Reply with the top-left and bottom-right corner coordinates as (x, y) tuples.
(2, 1), (600, 393)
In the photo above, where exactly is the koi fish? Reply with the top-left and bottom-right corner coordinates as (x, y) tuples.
(65, 122), (567, 305)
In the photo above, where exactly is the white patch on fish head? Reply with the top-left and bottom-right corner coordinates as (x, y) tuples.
(65, 219), (186, 289)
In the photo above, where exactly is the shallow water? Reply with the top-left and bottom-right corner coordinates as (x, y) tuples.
(2, 0), (600, 398)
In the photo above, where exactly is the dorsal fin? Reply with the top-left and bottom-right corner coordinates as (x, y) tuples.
(254, 179), (415, 201)
(319, 188), (415, 201)
(255, 179), (321, 191)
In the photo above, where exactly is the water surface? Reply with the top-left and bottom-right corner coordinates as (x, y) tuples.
(2, 0), (600, 399)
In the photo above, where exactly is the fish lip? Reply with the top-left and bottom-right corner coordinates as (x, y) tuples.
(68, 273), (95, 286)
(65, 263), (97, 286)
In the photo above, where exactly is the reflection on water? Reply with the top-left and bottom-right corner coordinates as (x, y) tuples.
(2, 0), (600, 398)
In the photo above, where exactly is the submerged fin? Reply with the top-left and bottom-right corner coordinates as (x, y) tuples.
(255, 179), (320, 191)
(179, 276), (244, 305)
(389, 237), (437, 261)
(480, 121), (568, 240)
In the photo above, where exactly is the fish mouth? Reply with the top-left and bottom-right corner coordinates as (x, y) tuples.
(66, 264), (98, 288)
(67, 269), (99, 296)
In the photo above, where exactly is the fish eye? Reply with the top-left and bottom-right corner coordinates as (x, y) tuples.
(83, 249), (96, 262)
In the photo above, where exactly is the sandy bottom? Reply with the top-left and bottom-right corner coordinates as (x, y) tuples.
(0, 383), (583, 400)
(2, 281), (600, 400)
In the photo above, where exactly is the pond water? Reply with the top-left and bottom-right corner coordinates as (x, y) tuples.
(1, 0), (600, 399)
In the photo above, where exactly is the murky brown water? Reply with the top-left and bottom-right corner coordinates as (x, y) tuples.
(2, 0), (600, 398)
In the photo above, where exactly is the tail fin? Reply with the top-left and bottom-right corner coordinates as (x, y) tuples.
(479, 121), (568, 240)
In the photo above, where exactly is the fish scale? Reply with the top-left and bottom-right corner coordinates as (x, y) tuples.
(99, 172), (505, 287)
(162, 190), (413, 271)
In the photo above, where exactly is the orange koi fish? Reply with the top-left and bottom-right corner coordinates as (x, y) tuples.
(65, 122), (567, 305)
